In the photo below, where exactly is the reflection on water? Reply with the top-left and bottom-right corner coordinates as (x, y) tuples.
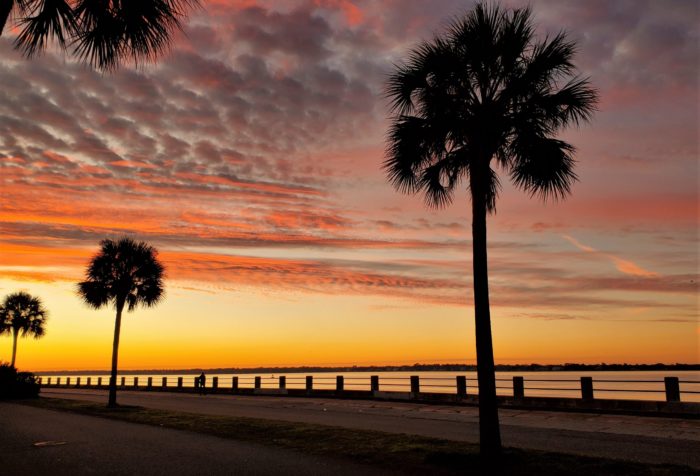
(39, 370), (700, 403)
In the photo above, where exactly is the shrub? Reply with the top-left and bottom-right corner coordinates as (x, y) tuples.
(0, 363), (40, 399)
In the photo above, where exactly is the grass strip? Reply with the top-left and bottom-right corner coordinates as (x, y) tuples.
(22, 397), (698, 476)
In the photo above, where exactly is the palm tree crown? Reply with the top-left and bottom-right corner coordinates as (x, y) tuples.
(1, 0), (200, 71)
(385, 3), (597, 208)
(0, 291), (48, 367)
(78, 237), (164, 311)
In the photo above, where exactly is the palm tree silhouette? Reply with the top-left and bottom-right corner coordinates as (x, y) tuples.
(1, 0), (200, 71)
(384, 3), (597, 456)
(78, 238), (164, 407)
(0, 291), (48, 368)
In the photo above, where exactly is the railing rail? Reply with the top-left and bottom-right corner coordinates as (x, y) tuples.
(39, 373), (698, 403)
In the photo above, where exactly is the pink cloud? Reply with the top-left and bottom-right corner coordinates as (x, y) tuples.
(563, 235), (658, 278)
(0, 0), (696, 328)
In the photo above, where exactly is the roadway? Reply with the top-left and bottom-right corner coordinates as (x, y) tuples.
(33, 389), (700, 469)
(0, 402), (403, 476)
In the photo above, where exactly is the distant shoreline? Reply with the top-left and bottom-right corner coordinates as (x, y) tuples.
(35, 363), (700, 375)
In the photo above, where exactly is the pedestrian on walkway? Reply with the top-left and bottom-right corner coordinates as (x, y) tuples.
(198, 372), (206, 395)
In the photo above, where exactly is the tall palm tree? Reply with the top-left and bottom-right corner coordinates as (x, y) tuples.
(384, 3), (597, 456)
(1, 0), (200, 71)
(78, 237), (164, 407)
(0, 291), (48, 368)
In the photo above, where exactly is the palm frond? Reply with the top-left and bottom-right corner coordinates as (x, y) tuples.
(8, 0), (199, 71)
(77, 280), (111, 309)
(2, 0), (41, 36)
(385, 38), (451, 115)
(72, 0), (200, 71)
(419, 161), (455, 208)
(493, 5), (532, 72)
(14, 0), (76, 57)
(384, 115), (445, 194)
(547, 76), (599, 127)
(483, 167), (501, 213)
(1, 1), (16, 36)
(509, 136), (577, 202)
(525, 32), (577, 86)
(71, 0), (122, 71)
(125, 241), (165, 310)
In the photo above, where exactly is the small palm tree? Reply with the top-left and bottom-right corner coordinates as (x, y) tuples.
(1, 0), (200, 71)
(0, 291), (48, 368)
(78, 237), (164, 407)
(384, 3), (597, 456)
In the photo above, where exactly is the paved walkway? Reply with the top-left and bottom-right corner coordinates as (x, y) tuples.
(0, 402), (402, 476)
(42, 388), (700, 469)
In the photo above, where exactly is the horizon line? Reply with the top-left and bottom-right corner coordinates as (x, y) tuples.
(31, 362), (700, 374)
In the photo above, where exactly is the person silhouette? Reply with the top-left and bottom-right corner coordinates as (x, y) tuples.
(198, 372), (206, 395)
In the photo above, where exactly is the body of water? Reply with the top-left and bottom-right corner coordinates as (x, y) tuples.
(39, 370), (700, 402)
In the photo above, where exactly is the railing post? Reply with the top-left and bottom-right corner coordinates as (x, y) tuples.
(371, 375), (379, 392)
(513, 376), (525, 400)
(121, 377), (126, 387)
(410, 375), (420, 395)
(47, 377), (51, 385)
(177, 377), (183, 388)
(87, 377), (91, 386)
(336, 375), (344, 392)
(57, 377), (61, 386)
(97, 377), (102, 387)
(581, 377), (594, 401)
(279, 376), (286, 389)
(133, 377), (139, 388)
(76, 377), (81, 387)
(147, 377), (153, 389)
(212, 376), (218, 390)
(162, 377), (167, 388)
(306, 376), (313, 393)
(66, 377), (71, 386)
(456, 376), (467, 398)
(232, 376), (238, 392)
(254, 376), (261, 389)
(665, 377), (680, 402)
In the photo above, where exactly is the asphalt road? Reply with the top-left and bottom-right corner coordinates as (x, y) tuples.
(41, 388), (700, 469)
(0, 402), (403, 476)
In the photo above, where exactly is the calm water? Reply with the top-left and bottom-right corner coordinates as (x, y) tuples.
(40, 370), (700, 402)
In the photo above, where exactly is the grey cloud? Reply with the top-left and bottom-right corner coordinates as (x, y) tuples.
(233, 6), (334, 60)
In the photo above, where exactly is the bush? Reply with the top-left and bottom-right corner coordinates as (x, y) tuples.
(0, 363), (40, 399)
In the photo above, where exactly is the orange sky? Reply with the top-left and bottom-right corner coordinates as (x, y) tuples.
(0, 0), (698, 371)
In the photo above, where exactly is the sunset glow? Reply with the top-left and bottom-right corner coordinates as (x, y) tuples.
(1, 0), (697, 371)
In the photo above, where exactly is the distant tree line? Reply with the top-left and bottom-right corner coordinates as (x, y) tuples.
(39, 362), (700, 376)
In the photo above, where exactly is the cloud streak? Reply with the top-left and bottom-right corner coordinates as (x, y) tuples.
(562, 235), (659, 278)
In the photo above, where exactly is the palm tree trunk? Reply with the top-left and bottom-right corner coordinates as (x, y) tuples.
(108, 301), (124, 407)
(11, 328), (18, 368)
(0, 0), (13, 37)
(471, 169), (502, 457)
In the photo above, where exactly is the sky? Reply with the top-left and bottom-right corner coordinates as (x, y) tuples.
(0, 0), (698, 371)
